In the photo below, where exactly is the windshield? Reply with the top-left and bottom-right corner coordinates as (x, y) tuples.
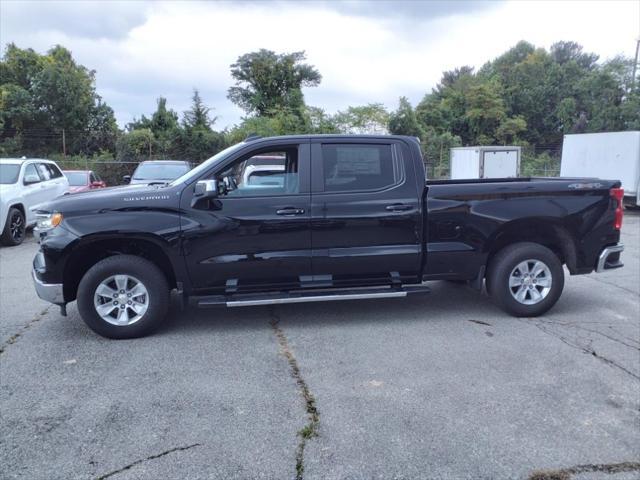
(0, 164), (20, 184)
(65, 172), (88, 186)
(170, 142), (247, 185)
(133, 163), (190, 181)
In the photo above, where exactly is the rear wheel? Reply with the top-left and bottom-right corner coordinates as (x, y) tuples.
(1, 207), (26, 246)
(77, 255), (169, 339)
(487, 242), (564, 317)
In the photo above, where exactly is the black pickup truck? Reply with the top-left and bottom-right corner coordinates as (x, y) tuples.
(32, 135), (625, 338)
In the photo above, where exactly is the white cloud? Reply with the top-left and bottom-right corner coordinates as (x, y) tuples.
(1, 0), (637, 128)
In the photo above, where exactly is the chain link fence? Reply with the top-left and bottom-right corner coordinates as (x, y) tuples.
(424, 144), (562, 180)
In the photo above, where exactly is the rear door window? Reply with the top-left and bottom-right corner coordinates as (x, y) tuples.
(321, 144), (402, 192)
(36, 163), (52, 181)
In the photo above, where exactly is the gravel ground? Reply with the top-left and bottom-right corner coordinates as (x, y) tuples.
(1, 214), (638, 480)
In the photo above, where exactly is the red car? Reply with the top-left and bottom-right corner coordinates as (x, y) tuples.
(63, 170), (107, 193)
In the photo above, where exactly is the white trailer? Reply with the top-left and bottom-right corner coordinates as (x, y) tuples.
(450, 146), (521, 179)
(561, 131), (640, 207)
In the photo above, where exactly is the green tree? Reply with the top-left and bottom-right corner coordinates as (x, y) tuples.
(83, 100), (119, 154)
(496, 115), (527, 145)
(228, 49), (321, 117)
(388, 97), (424, 138)
(128, 97), (181, 157)
(178, 90), (225, 161)
(116, 128), (155, 162)
(333, 103), (389, 134)
(0, 43), (118, 156)
(303, 106), (339, 134)
(464, 81), (507, 144)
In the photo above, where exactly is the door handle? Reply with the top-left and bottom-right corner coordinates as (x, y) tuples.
(276, 207), (305, 216)
(385, 203), (412, 212)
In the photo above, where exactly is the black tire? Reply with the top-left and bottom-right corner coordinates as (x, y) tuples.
(77, 255), (169, 339)
(486, 242), (564, 317)
(1, 207), (26, 246)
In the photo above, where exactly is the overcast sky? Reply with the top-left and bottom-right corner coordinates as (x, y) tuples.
(1, 0), (638, 129)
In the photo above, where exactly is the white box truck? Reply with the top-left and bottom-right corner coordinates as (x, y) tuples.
(561, 131), (640, 207)
(450, 146), (521, 179)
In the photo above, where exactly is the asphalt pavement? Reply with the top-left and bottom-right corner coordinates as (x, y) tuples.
(1, 215), (638, 480)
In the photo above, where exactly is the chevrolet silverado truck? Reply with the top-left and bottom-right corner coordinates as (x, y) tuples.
(31, 135), (625, 339)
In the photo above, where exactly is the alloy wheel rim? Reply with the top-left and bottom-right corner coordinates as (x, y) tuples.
(509, 259), (552, 305)
(93, 274), (149, 326)
(10, 213), (24, 241)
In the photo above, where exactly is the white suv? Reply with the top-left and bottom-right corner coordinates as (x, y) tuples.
(0, 159), (69, 246)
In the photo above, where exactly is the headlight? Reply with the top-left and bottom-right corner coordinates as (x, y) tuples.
(36, 212), (63, 231)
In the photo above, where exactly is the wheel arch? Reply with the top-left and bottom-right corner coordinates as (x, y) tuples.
(485, 219), (577, 275)
(63, 234), (178, 302)
(9, 202), (26, 217)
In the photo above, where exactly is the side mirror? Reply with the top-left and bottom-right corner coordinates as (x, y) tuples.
(123, 175), (131, 183)
(194, 179), (219, 198)
(90, 181), (103, 188)
(192, 179), (219, 207)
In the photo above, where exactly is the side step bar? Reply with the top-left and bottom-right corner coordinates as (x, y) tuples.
(196, 285), (430, 308)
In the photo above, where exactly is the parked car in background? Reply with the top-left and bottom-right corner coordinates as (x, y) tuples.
(241, 155), (286, 189)
(64, 170), (107, 194)
(0, 158), (69, 246)
(123, 160), (192, 185)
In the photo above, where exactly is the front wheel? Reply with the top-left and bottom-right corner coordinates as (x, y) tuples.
(486, 242), (564, 317)
(77, 255), (169, 339)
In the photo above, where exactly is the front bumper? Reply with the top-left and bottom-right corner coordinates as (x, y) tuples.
(32, 270), (64, 304)
(596, 243), (624, 273)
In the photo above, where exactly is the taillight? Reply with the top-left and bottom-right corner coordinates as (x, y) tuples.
(610, 187), (624, 230)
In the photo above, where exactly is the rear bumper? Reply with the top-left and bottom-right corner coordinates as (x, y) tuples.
(596, 243), (624, 273)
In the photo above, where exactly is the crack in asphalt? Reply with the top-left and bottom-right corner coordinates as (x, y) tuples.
(551, 322), (640, 351)
(582, 274), (640, 297)
(269, 306), (319, 480)
(94, 444), (202, 479)
(529, 460), (640, 479)
(0, 306), (50, 355)
(520, 318), (640, 381)
(468, 319), (492, 326)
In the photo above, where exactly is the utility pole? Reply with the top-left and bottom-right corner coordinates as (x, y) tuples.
(632, 38), (640, 91)
(62, 129), (66, 157)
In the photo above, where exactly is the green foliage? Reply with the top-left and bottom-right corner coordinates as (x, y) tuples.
(333, 103), (389, 134)
(177, 90), (226, 161)
(303, 106), (340, 134)
(388, 97), (424, 137)
(421, 128), (462, 178)
(415, 40), (638, 148)
(496, 115), (527, 145)
(116, 128), (155, 162)
(520, 151), (559, 177)
(228, 49), (321, 117)
(0, 43), (118, 156)
(1, 41), (638, 179)
(183, 89), (216, 129)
